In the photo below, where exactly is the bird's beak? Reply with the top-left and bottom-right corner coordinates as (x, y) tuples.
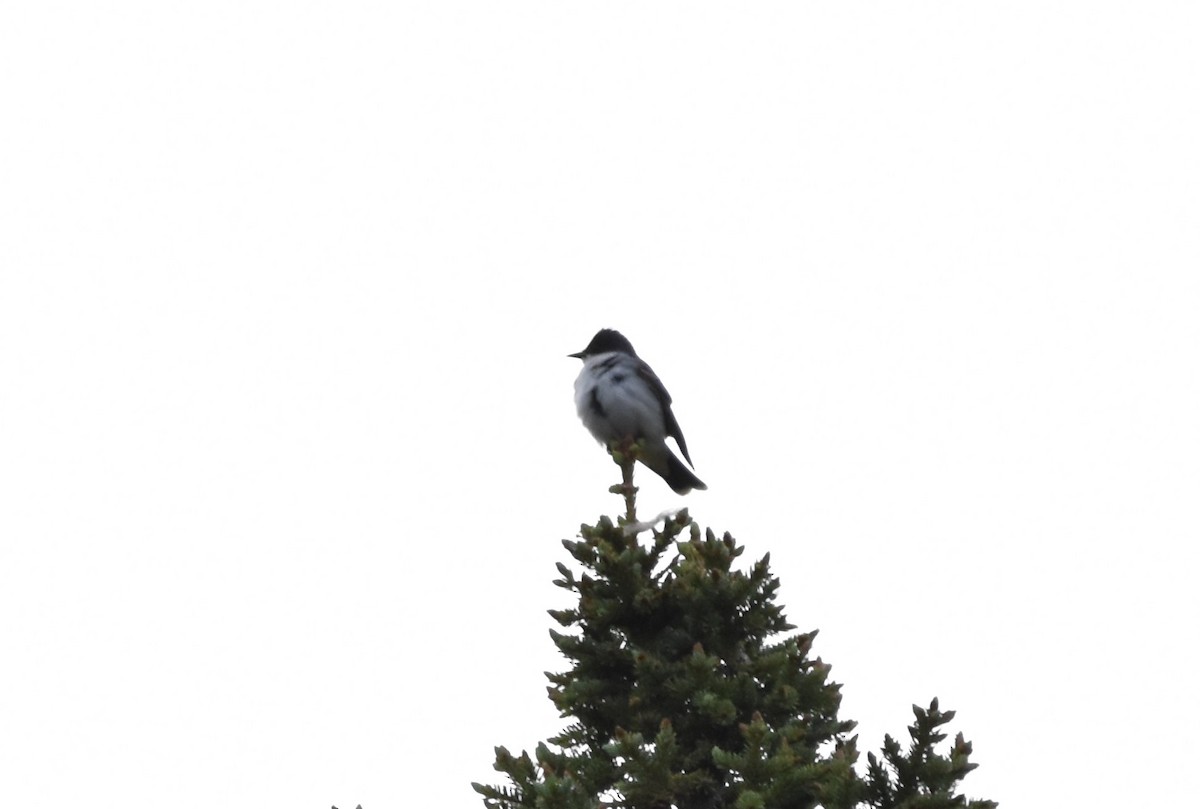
(568, 351), (585, 359)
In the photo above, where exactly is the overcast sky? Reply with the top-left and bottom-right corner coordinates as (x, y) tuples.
(2, 3), (1197, 808)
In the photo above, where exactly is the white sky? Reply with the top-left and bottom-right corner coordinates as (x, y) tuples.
(2, 3), (1197, 808)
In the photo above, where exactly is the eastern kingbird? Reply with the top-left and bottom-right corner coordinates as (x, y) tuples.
(569, 329), (707, 495)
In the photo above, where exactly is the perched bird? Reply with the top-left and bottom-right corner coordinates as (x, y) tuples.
(569, 329), (707, 494)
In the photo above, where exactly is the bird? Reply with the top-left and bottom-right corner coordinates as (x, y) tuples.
(569, 329), (706, 494)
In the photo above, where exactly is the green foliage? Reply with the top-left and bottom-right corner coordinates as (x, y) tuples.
(474, 507), (993, 809)
(863, 700), (997, 809)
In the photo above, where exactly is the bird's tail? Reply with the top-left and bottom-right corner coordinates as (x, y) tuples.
(659, 452), (707, 495)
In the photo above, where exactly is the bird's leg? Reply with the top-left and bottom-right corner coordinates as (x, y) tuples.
(608, 437), (640, 524)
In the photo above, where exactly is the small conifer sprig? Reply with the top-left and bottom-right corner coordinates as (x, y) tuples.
(863, 699), (997, 809)
(606, 437), (643, 524)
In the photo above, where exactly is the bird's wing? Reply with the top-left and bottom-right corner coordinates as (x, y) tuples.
(636, 359), (695, 468)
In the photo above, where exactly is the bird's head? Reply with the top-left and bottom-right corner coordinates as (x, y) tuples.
(569, 329), (636, 360)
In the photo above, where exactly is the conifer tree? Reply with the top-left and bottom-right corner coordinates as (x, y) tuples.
(475, 443), (995, 809)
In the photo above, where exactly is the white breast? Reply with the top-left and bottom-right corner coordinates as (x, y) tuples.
(574, 353), (666, 444)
